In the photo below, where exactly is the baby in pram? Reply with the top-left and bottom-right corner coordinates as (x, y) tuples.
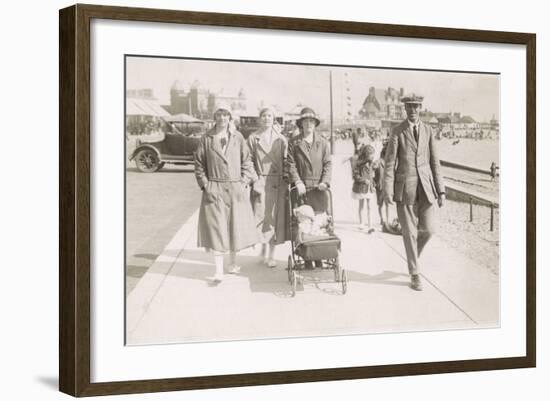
(294, 204), (332, 243)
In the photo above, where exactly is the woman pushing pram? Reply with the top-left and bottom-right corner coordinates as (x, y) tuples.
(286, 107), (347, 296)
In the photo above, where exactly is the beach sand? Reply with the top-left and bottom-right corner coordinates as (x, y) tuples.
(437, 138), (499, 170)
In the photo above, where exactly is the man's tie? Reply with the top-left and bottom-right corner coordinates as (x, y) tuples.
(413, 125), (419, 143)
(220, 137), (227, 150)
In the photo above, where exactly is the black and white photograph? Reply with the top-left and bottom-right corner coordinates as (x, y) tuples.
(59, 5), (536, 392)
(125, 56), (500, 345)
(2, 0), (545, 398)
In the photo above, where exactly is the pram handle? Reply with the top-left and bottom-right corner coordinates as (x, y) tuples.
(288, 183), (334, 217)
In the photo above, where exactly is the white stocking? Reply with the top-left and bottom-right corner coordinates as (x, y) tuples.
(213, 254), (224, 277)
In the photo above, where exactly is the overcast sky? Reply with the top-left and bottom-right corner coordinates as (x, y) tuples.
(126, 56), (500, 123)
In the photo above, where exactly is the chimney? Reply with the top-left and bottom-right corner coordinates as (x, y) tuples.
(400, 87), (404, 97)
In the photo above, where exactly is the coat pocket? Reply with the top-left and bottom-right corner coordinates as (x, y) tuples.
(203, 181), (218, 204)
(234, 182), (248, 202)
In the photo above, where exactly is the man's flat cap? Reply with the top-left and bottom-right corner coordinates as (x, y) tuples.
(401, 93), (424, 104)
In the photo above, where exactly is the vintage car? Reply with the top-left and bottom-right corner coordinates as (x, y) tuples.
(130, 113), (287, 172)
(129, 129), (203, 172)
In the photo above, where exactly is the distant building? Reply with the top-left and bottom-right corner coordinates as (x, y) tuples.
(419, 111), (439, 127)
(458, 115), (479, 130)
(126, 88), (156, 100)
(359, 86), (406, 120)
(435, 112), (461, 127)
(165, 80), (247, 120)
(435, 112), (476, 125)
(430, 111), (485, 138)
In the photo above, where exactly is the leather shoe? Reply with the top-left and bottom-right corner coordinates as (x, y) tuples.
(228, 265), (241, 274)
(410, 274), (423, 291)
(207, 274), (223, 283)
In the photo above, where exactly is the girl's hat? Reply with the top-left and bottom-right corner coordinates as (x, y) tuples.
(296, 107), (321, 128)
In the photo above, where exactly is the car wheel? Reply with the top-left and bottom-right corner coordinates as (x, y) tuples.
(135, 149), (160, 173)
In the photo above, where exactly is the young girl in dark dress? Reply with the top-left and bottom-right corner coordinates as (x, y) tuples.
(351, 144), (377, 233)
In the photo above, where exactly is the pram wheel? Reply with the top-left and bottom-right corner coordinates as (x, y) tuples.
(287, 255), (293, 283)
(290, 271), (297, 297)
(341, 269), (348, 294)
(333, 257), (341, 282)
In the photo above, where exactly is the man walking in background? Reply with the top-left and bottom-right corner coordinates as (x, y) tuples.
(383, 94), (446, 291)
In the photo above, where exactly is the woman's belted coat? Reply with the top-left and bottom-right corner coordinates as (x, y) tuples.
(194, 126), (259, 252)
(286, 133), (332, 213)
(247, 126), (290, 244)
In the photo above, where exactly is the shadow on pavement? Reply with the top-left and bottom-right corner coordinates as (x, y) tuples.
(132, 253), (159, 260)
(156, 248), (410, 296)
(126, 265), (149, 279)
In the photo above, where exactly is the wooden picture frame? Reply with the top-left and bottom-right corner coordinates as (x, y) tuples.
(59, 3), (536, 397)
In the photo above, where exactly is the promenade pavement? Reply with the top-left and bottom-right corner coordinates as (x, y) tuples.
(126, 146), (499, 346)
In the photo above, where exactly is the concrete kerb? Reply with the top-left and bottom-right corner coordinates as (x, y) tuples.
(126, 211), (199, 335)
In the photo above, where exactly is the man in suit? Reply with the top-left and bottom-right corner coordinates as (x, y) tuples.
(383, 94), (445, 291)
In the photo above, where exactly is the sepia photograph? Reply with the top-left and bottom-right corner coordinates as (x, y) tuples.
(124, 55), (500, 346)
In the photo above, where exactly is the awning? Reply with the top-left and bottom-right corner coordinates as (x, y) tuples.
(126, 98), (171, 117)
(164, 113), (204, 123)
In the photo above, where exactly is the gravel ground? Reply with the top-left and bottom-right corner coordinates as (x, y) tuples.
(437, 199), (500, 275)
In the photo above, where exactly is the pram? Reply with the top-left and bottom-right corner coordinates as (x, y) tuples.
(287, 185), (348, 297)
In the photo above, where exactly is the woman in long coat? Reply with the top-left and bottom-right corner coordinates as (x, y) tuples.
(248, 107), (289, 268)
(194, 106), (259, 282)
(286, 107), (332, 268)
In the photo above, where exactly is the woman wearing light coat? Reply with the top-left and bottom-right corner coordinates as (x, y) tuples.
(248, 107), (289, 268)
(195, 106), (259, 282)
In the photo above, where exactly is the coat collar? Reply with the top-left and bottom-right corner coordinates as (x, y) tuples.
(252, 125), (283, 152)
(252, 126), (286, 165)
(293, 132), (321, 166)
(205, 124), (238, 137)
(293, 132), (321, 146)
(206, 125), (238, 163)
